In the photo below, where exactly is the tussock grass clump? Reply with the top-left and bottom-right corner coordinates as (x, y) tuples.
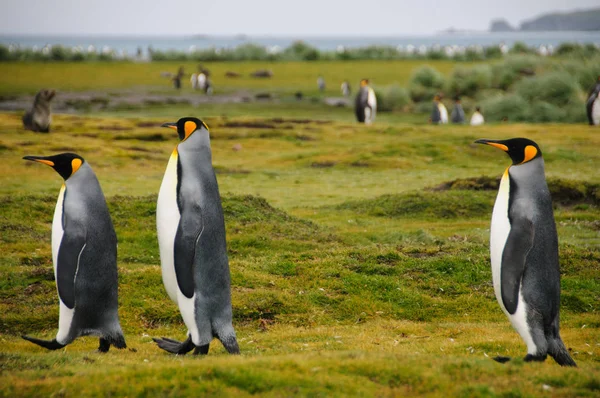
(515, 71), (581, 108)
(446, 65), (493, 98)
(408, 66), (446, 103)
(430, 176), (599, 206)
(374, 84), (411, 112)
(336, 191), (494, 219)
(491, 55), (544, 90)
(480, 93), (529, 122)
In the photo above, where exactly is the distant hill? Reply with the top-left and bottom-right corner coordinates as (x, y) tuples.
(520, 8), (600, 31)
(490, 8), (600, 32)
(489, 19), (515, 32)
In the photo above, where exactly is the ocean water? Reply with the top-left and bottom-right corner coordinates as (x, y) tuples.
(1, 32), (599, 55)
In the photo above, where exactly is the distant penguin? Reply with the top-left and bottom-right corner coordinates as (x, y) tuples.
(475, 138), (576, 367)
(586, 76), (600, 126)
(341, 80), (351, 97)
(355, 79), (377, 124)
(21, 153), (126, 352)
(197, 72), (207, 91)
(470, 106), (485, 126)
(190, 73), (199, 90)
(317, 76), (326, 92)
(451, 96), (465, 124)
(431, 94), (448, 124)
(153, 117), (239, 355)
(22, 89), (56, 133)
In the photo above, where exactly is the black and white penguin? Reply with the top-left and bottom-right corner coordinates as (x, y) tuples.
(21, 153), (126, 352)
(586, 76), (600, 126)
(355, 79), (377, 124)
(153, 117), (239, 355)
(475, 138), (576, 367)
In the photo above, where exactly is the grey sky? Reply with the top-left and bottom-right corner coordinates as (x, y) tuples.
(1, 0), (599, 36)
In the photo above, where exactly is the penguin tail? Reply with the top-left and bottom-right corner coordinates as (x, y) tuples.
(152, 335), (195, 355)
(548, 338), (577, 367)
(21, 335), (66, 350)
(492, 356), (512, 364)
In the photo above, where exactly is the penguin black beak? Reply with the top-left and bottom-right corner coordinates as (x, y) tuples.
(23, 155), (55, 167)
(474, 139), (508, 152)
(161, 122), (178, 131)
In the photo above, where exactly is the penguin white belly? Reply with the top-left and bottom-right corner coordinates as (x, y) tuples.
(438, 103), (448, 124)
(593, 97), (600, 125)
(490, 170), (537, 354)
(490, 169), (511, 314)
(367, 88), (377, 123)
(52, 185), (74, 344)
(157, 150), (182, 303)
(509, 290), (538, 354)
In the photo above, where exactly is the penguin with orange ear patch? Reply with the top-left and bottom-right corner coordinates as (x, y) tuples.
(475, 138), (576, 367)
(21, 153), (126, 352)
(154, 117), (239, 355)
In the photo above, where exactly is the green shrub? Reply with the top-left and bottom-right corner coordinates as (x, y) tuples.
(510, 41), (535, 54)
(491, 55), (544, 90)
(408, 66), (445, 102)
(555, 58), (600, 91)
(526, 101), (567, 123)
(0, 45), (11, 61)
(447, 65), (492, 98)
(480, 94), (529, 122)
(376, 84), (411, 112)
(555, 42), (600, 58)
(515, 71), (581, 107)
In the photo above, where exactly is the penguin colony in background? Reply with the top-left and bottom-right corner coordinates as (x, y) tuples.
(21, 153), (126, 352)
(475, 138), (576, 367)
(20, 119), (577, 366)
(153, 117), (239, 355)
(355, 79), (377, 124)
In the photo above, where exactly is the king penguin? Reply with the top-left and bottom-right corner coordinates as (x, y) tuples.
(585, 76), (600, 126)
(475, 138), (576, 367)
(21, 153), (126, 352)
(355, 79), (377, 124)
(153, 117), (240, 355)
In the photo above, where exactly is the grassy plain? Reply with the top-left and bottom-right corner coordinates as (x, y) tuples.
(0, 60), (468, 96)
(0, 112), (599, 397)
(0, 59), (599, 396)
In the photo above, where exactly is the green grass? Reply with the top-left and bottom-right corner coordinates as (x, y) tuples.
(0, 60), (471, 96)
(1, 112), (599, 396)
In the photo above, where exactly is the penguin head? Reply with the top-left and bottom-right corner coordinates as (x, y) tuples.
(161, 117), (208, 142)
(23, 153), (85, 180)
(475, 138), (542, 165)
(360, 79), (369, 87)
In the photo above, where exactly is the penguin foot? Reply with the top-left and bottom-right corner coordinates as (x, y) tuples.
(524, 354), (547, 363)
(21, 335), (65, 350)
(98, 338), (110, 353)
(493, 356), (512, 364)
(152, 336), (195, 355)
(193, 344), (210, 355)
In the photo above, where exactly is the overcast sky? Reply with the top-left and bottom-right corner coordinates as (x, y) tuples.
(1, 0), (599, 36)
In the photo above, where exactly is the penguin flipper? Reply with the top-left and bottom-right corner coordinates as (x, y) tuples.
(22, 335), (65, 350)
(501, 213), (534, 314)
(56, 231), (86, 309)
(152, 335), (195, 355)
(173, 211), (203, 299)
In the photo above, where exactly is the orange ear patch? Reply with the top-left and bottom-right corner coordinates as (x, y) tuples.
(521, 145), (538, 164)
(71, 158), (82, 174)
(487, 142), (509, 151)
(184, 121), (197, 139)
